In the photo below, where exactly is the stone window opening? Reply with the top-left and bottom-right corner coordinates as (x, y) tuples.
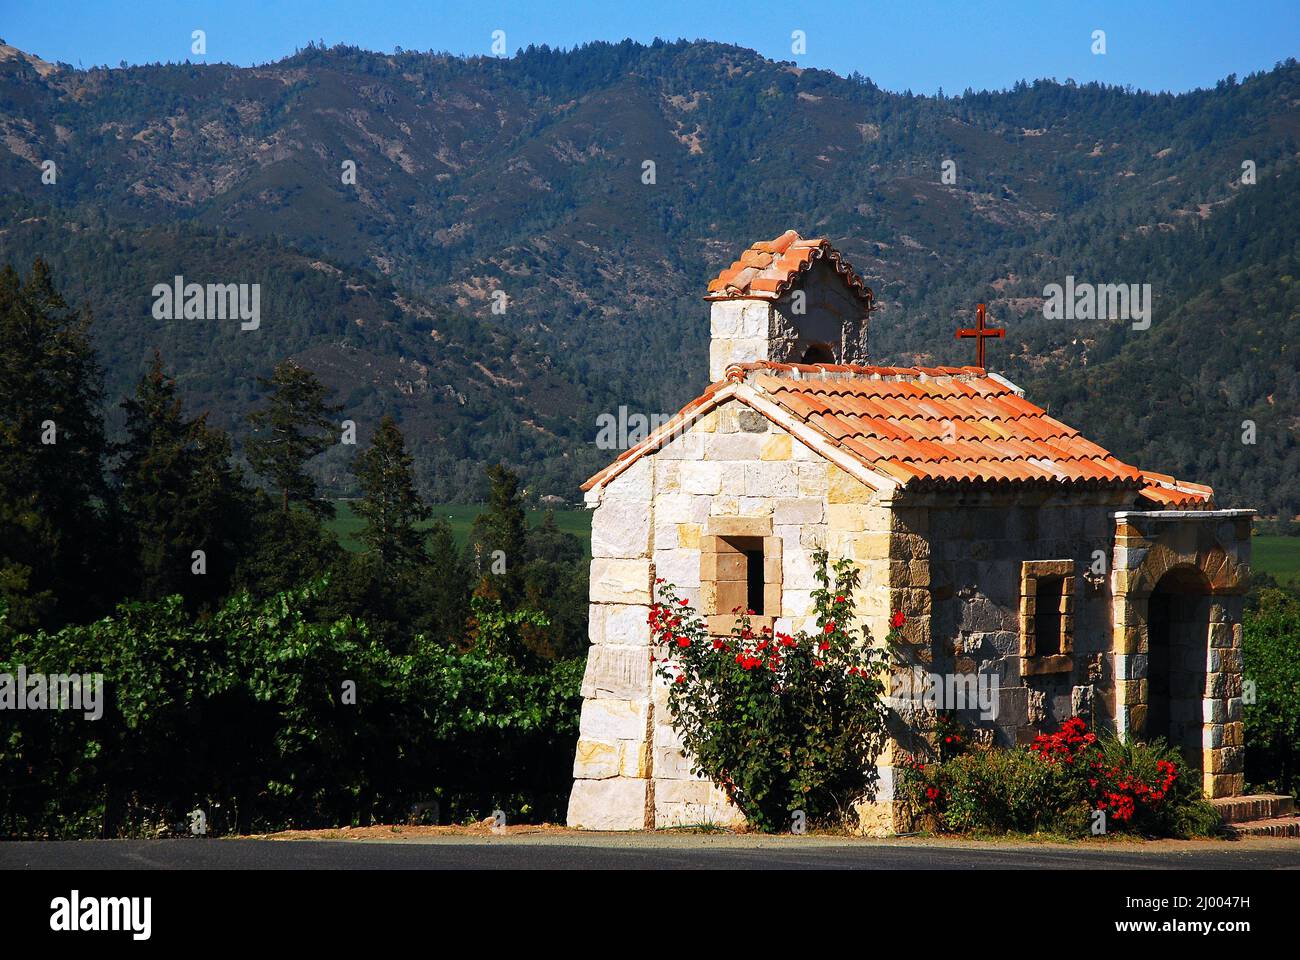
(1020, 560), (1074, 676)
(701, 524), (782, 637)
(743, 544), (765, 615)
(1034, 576), (1065, 655)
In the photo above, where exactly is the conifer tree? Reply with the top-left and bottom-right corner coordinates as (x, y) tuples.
(424, 517), (470, 645)
(352, 415), (429, 569)
(117, 351), (252, 604)
(245, 359), (341, 517)
(0, 259), (109, 629)
(470, 463), (528, 607)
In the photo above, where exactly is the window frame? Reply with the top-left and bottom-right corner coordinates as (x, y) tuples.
(1019, 560), (1075, 676)
(700, 527), (782, 637)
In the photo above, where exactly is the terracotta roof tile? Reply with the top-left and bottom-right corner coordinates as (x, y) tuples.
(583, 360), (1216, 505)
(1136, 473), (1215, 509)
(705, 231), (874, 307)
(730, 362), (1200, 494)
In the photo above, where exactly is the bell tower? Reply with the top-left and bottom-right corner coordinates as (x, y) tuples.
(705, 230), (873, 381)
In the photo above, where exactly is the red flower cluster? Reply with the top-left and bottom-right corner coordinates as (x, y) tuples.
(1029, 717), (1097, 765)
(650, 574), (883, 699)
(1033, 718), (1179, 823)
(899, 753), (926, 772)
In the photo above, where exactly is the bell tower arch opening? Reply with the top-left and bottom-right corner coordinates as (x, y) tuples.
(800, 342), (835, 364)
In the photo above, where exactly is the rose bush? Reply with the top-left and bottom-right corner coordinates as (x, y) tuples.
(649, 550), (896, 832)
(898, 717), (1220, 838)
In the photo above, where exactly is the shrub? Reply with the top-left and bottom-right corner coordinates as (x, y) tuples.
(898, 718), (1219, 838)
(929, 749), (1067, 834)
(0, 583), (581, 838)
(649, 551), (895, 832)
(1243, 588), (1300, 797)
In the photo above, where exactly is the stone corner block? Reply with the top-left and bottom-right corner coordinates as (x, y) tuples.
(567, 778), (648, 830)
(589, 558), (652, 604)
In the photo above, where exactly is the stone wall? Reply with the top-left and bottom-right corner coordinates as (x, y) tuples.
(566, 397), (891, 830)
(859, 491), (1130, 833)
(913, 494), (1125, 748)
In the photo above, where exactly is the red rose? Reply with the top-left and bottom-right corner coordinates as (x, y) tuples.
(890, 610), (906, 629)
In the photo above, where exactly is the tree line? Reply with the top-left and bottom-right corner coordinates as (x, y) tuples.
(0, 260), (588, 836)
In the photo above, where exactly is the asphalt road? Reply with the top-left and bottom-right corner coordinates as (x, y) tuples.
(4, 835), (1300, 870)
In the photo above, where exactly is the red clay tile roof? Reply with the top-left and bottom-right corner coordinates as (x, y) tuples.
(705, 230), (873, 307)
(1135, 472), (1216, 509)
(583, 361), (1215, 508)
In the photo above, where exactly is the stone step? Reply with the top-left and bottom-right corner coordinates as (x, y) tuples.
(1226, 816), (1300, 839)
(1210, 793), (1295, 824)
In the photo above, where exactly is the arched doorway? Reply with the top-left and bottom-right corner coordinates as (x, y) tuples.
(1145, 566), (1212, 771)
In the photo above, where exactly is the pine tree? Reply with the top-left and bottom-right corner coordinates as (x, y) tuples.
(352, 415), (429, 569)
(245, 359), (341, 517)
(0, 259), (109, 629)
(424, 518), (470, 645)
(117, 351), (252, 604)
(470, 463), (528, 607)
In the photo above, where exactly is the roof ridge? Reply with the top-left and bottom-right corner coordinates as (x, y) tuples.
(705, 231), (873, 307)
(726, 360), (987, 382)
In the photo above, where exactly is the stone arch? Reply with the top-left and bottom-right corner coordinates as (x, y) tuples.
(1110, 513), (1250, 798)
(1126, 540), (1245, 599)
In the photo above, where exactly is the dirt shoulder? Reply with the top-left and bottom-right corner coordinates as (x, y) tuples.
(252, 821), (1296, 852)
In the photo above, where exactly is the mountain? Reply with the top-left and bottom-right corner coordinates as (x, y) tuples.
(1, 38), (1297, 509)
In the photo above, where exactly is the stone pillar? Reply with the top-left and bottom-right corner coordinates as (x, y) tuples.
(1204, 597), (1246, 798)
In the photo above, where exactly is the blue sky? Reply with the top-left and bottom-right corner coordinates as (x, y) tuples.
(4, 1), (1297, 94)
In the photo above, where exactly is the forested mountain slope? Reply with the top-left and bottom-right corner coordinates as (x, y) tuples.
(1, 39), (1295, 507)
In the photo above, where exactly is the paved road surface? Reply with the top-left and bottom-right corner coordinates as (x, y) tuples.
(4, 835), (1299, 869)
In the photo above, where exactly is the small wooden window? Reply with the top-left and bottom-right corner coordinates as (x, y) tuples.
(700, 523), (782, 636)
(1020, 560), (1074, 676)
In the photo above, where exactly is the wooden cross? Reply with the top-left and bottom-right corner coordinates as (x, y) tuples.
(955, 303), (1004, 369)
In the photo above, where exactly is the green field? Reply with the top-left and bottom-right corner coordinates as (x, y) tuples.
(1250, 535), (1300, 586)
(327, 501), (592, 554)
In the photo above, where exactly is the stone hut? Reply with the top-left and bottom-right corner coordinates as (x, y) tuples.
(567, 230), (1252, 834)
